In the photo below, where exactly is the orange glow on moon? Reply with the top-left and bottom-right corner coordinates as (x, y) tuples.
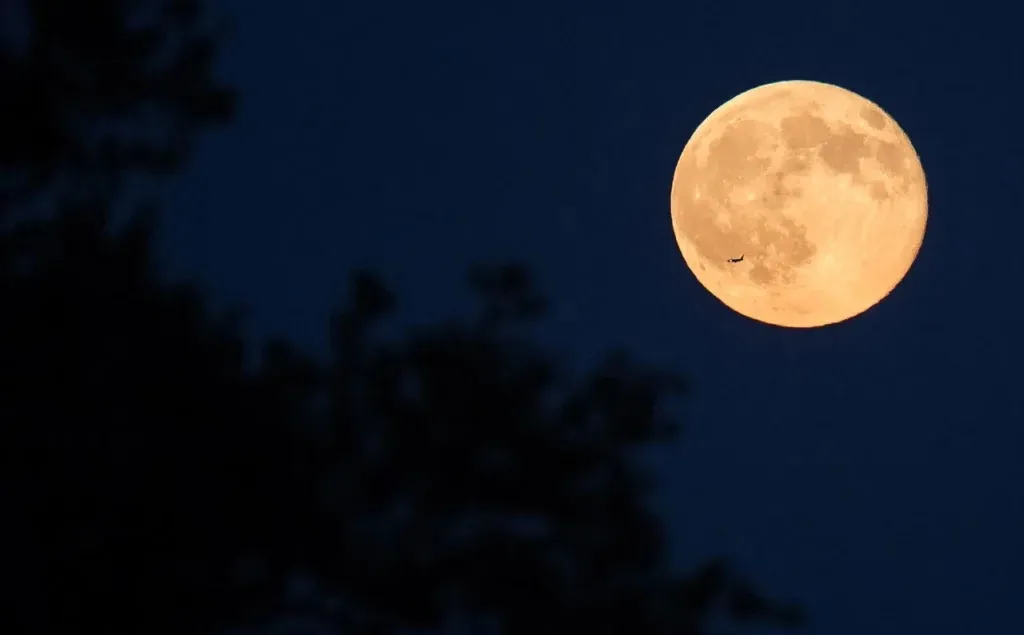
(671, 80), (928, 327)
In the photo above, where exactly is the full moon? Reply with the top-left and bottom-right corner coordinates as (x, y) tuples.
(670, 80), (927, 328)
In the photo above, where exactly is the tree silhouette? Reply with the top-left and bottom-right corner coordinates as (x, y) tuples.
(0, 0), (233, 216)
(304, 264), (805, 635)
(0, 2), (804, 634)
(1, 206), (322, 633)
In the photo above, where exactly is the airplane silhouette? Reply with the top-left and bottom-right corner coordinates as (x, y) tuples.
(727, 255), (744, 263)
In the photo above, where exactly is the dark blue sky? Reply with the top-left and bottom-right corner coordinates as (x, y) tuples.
(162, 1), (1023, 633)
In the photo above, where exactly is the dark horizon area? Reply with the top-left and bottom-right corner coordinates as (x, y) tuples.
(4, 1), (1022, 634)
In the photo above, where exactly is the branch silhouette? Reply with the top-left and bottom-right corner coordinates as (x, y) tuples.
(0, 0), (233, 215)
(306, 266), (805, 635)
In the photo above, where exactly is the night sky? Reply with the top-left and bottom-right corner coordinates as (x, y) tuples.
(161, 1), (1023, 633)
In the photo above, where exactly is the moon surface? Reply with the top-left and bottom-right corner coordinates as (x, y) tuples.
(670, 80), (927, 328)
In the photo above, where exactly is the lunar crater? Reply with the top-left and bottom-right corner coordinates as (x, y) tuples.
(860, 106), (887, 130)
(779, 112), (831, 149)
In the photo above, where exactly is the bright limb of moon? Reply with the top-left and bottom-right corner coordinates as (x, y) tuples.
(670, 80), (928, 328)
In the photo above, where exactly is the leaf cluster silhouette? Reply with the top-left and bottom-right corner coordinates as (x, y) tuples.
(0, 2), (804, 634)
(0, 0), (233, 214)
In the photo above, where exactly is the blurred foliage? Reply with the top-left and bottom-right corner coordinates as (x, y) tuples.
(0, 0), (233, 216)
(0, 1), (803, 634)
